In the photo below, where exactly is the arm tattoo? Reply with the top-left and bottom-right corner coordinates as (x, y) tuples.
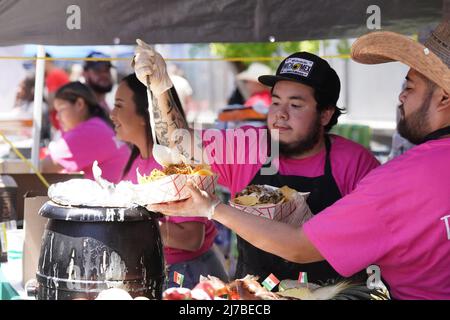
(152, 88), (190, 152)
(151, 88), (205, 164)
(167, 89), (188, 129)
(152, 100), (170, 146)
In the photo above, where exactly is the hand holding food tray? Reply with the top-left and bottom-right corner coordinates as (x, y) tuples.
(229, 185), (313, 227)
(133, 163), (218, 205)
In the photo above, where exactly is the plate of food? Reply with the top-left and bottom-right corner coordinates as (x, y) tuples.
(229, 185), (313, 226)
(133, 163), (218, 205)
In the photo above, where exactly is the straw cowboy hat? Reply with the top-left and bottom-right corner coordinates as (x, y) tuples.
(237, 63), (273, 82)
(351, 20), (450, 93)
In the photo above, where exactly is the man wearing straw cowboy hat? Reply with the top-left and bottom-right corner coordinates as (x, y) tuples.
(147, 20), (450, 300)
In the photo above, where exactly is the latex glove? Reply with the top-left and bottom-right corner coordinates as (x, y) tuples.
(133, 39), (173, 95)
(147, 180), (221, 219)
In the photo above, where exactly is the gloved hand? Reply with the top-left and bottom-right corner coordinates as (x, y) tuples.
(133, 39), (173, 95)
(147, 180), (221, 220)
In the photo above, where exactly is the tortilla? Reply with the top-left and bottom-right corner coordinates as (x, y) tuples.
(233, 195), (259, 206)
(279, 186), (297, 201)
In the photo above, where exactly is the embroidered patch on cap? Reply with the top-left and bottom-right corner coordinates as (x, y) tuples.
(280, 57), (314, 77)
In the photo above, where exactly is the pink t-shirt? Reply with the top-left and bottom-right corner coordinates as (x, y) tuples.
(123, 155), (218, 265)
(303, 138), (450, 299)
(203, 126), (380, 197)
(48, 117), (130, 183)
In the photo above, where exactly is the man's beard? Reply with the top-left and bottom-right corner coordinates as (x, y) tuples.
(87, 80), (113, 94)
(397, 90), (433, 145)
(272, 112), (322, 157)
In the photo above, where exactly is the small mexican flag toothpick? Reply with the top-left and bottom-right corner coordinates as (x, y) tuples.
(174, 271), (184, 287)
(261, 273), (280, 291)
(298, 272), (308, 284)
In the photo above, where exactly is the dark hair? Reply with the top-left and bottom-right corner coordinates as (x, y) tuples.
(120, 74), (187, 178)
(54, 81), (112, 127)
(21, 76), (36, 102)
(313, 89), (345, 132)
(120, 74), (150, 178)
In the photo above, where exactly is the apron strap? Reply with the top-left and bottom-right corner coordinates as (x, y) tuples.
(323, 135), (333, 177)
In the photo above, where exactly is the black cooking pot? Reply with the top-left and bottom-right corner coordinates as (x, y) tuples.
(34, 200), (165, 300)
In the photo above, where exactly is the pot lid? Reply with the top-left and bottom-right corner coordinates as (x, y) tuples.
(39, 200), (161, 222)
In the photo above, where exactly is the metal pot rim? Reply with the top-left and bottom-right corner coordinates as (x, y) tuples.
(38, 200), (159, 222)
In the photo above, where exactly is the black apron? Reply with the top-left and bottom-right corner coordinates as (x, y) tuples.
(235, 135), (347, 285)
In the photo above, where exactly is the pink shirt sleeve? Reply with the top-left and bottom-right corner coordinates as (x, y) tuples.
(302, 167), (395, 277)
(48, 137), (78, 172)
(202, 126), (267, 196)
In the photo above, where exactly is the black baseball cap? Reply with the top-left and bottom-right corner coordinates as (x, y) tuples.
(83, 51), (113, 70)
(259, 52), (341, 106)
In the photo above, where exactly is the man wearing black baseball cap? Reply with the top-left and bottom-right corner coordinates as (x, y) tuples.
(258, 52), (342, 157)
(83, 51), (114, 112)
(134, 42), (380, 285)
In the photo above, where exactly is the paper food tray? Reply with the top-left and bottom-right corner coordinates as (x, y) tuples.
(134, 174), (218, 205)
(229, 188), (313, 227)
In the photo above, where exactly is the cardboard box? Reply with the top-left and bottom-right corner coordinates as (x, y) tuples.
(17, 174), (81, 286)
(22, 193), (48, 287)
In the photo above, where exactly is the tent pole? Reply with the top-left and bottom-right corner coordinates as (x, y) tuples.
(31, 45), (45, 171)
